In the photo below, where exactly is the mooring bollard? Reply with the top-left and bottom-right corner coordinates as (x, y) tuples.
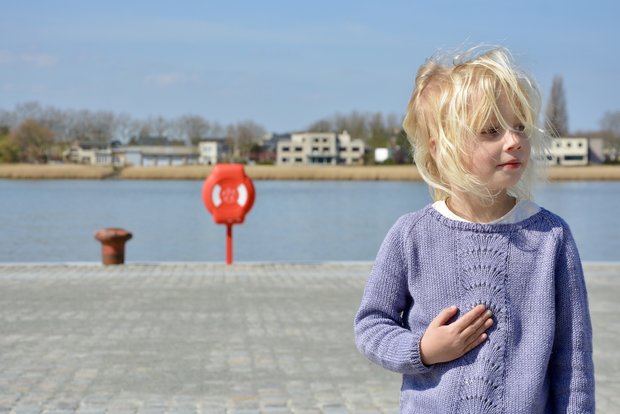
(94, 228), (133, 265)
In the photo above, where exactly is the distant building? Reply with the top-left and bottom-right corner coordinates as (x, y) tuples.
(338, 131), (366, 165)
(121, 146), (199, 166)
(374, 148), (390, 163)
(276, 131), (365, 165)
(588, 138), (605, 164)
(63, 140), (225, 166)
(252, 133), (290, 164)
(63, 141), (123, 166)
(198, 141), (219, 165)
(548, 137), (589, 166)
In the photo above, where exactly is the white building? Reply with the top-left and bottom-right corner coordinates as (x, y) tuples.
(337, 131), (365, 165)
(198, 141), (219, 165)
(276, 131), (365, 165)
(374, 148), (390, 163)
(548, 137), (589, 166)
(122, 146), (199, 166)
(65, 143), (199, 166)
(63, 142), (123, 166)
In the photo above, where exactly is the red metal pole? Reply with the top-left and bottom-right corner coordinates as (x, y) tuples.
(226, 224), (233, 265)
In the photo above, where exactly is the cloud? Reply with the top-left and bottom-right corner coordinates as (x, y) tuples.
(144, 72), (194, 87)
(0, 51), (58, 67)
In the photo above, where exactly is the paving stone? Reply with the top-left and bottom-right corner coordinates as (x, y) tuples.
(0, 262), (617, 413)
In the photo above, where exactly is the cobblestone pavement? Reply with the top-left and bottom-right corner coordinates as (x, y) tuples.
(0, 262), (617, 414)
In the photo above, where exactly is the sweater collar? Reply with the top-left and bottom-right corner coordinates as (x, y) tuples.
(424, 204), (546, 233)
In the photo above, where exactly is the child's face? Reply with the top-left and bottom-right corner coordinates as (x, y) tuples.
(463, 96), (531, 194)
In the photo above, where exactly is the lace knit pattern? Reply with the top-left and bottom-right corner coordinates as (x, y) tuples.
(353, 205), (595, 413)
(456, 233), (509, 413)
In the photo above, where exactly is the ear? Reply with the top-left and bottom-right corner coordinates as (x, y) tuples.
(429, 137), (437, 159)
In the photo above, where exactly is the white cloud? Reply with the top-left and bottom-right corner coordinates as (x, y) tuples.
(0, 51), (58, 67)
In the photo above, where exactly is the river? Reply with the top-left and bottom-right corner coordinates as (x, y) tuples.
(1, 180), (618, 263)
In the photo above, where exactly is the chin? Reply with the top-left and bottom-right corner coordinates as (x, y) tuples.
(489, 178), (521, 193)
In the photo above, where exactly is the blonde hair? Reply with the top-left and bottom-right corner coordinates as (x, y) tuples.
(403, 46), (550, 202)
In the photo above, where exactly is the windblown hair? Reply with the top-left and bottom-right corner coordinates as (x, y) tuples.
(402, 46), (550, 202)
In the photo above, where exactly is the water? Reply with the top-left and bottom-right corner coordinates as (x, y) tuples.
(1, 180), (618, 263)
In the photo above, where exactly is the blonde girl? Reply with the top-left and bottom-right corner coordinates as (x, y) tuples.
(354, 47), (594, 413)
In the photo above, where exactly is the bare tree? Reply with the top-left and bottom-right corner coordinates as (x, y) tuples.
(65, 110), (116, 145)
(225, 121), (266, 160)
(13, 102), (44, 125)
(112, 113), (139, 144)
(307, 118), (333, 132)
(150, 116), (171, 139)
(600, 111), (620, 137)
(545, 75), (569, 137)
(600, 110), (620, 151)
(385, 113), (402, 134)
(224, 124), (238, 160)
(368, 112), (389, 148)
(210, 122), (224, 138)
(178, 115), (211, 145)
(134, 120), (152, 143)
(333, 111), (368, 140)
(0, 109), (13, 129)
(11, 119), (55, 162)
(41, 107), (71, 142)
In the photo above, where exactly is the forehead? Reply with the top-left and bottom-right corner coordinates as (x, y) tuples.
(473, 87), (524, 126)
(493, 93), (520, 120)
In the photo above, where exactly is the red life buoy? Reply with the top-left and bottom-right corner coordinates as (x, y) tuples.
(202, 164), (255, 224)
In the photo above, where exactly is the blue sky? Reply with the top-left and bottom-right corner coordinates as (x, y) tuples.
(1, 1), (618, 133)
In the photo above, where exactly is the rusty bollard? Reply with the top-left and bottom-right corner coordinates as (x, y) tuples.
(94, 228), (133, 265)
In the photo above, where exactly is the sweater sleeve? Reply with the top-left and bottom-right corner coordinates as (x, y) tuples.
(354, 216), (432, 375)
(550, 223), (595, 412)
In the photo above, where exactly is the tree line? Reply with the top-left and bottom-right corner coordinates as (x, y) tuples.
(2, 77), (620, 164)
(0, 102), (410, 164)
(0, 102), (269, 163)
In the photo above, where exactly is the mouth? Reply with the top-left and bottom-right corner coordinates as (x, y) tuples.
(497, 160), (522, 169)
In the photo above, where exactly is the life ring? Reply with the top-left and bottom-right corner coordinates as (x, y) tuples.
(202, 164), (255, 224)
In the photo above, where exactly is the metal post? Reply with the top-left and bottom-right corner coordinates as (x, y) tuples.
(226, 224), (233, 265)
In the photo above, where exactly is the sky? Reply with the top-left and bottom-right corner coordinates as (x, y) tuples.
(1, 1), (619, 134)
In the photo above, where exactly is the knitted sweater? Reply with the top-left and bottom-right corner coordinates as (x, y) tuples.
(354, 205), (594, 413)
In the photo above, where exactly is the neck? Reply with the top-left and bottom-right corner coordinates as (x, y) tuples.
(446, 190), (516, 223)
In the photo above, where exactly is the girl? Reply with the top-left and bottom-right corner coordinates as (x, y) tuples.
(354, 47), (595, 413)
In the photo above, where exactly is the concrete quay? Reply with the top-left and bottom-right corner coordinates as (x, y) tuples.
(0, 262), (617, 414)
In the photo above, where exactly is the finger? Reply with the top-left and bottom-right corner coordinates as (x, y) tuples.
(463, 332), (488, 354)
(453, 304), (486, 332)
(429, 306), (458, 327)
(460, 310), (493, 338)
(464, 317), (493, 346)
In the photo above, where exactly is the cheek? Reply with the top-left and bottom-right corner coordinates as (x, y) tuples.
(468, 145), (496, 172)
(459, 149), (477, 174)
(521, 139), (532, 166)
(523, 139), (532, 157)
(460, 140), (482, 172)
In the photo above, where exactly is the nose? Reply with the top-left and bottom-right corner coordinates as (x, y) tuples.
(504, 130), (523, 151)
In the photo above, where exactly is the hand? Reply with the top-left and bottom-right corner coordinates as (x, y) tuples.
(419, 304), (493, 366)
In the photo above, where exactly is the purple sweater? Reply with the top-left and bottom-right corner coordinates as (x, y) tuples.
(354, 205), (594, 413)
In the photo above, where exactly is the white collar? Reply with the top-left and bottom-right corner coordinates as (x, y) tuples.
(432, 199), (540, 224)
